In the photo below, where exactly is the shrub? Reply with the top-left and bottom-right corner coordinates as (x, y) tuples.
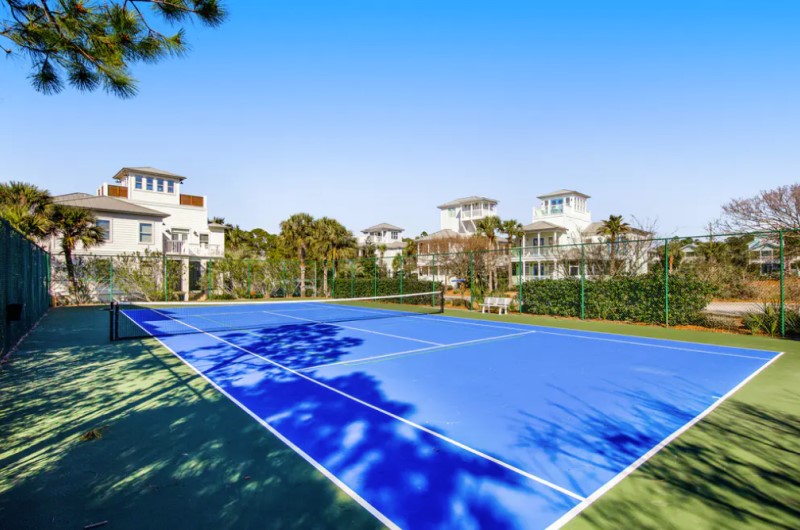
(520, 272), (715, 325)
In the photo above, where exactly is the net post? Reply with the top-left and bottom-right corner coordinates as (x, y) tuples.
(469, 251), (474, 311)
(664, 238), (669, 327)
(518, 245), (523, 314)
(109, 301), (116, 341)
(780, 230), (785, 337)
(440, 287), (445, 313)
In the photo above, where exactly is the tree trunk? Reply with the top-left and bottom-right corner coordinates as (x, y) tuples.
(63, 246), (78, 299)
(609, 235), (617, 275)
(322, 262), (329, 297)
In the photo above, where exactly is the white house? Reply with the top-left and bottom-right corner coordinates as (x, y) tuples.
(437, 196), (499, 235)
(47, 167), (226, 299)
(357, 223), (406, 272)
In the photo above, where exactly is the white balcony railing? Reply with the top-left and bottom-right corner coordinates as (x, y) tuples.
(164, 240), (224, 257)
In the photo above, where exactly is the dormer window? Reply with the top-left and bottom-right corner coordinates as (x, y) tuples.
(146, 177), (153, 191)
(391, 231), (399, 240)
(135, 176), (143, 189)
(167, 181), (174, 193)
(157, 179), (164, 192)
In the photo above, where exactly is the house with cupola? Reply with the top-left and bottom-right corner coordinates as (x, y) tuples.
(45, 166), (226, 300)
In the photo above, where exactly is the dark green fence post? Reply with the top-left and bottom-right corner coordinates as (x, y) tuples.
(580, 244), (586, 320)
(282, 260), (287, 298)
(431, 253), (436, 306)
(247, 259), (251, 298)
(373, 256), (378, 300)
(314, 260), (318, 297)
(469, 251), (474, 310)
(400, 255), (404, 296)
(780, 230), (785, 337)
(332, 260), (337, 298)
(350, 259), (355, 298)
(664, 238), (669, 327)
(518, 246), (523, 314)
(163, 254), (169, 302)
(109, 258), (114, 303)
(207, 260), (213, 300)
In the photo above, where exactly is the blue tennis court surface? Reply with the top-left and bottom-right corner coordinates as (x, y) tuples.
(124, 302), (782, 529)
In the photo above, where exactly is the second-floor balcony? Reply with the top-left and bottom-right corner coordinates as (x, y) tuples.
(164, 240), (223, 257)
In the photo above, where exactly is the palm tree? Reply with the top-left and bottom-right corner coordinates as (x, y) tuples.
(280, 213), (315, 297)
(312, 217), (356, 296)
(476, 215), (501, 290)
(599, 215), (631, 275)
(500, 219), (524, 289)
(0, 181), (53, 239)
(49, 205), (105, 298)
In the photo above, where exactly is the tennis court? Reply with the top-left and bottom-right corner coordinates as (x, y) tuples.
(112, 292), (782, 529)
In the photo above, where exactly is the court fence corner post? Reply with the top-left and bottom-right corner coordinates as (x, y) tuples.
(664, 238), (669, 327)
(518, 245), (523, 314)
(780, 230), (785, 337)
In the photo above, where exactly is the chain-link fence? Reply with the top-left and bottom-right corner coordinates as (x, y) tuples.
(48, 228), (800, 339)
(0, 220), (50, 356)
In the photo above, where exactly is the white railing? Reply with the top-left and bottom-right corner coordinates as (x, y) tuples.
(164, 240), (224, 257)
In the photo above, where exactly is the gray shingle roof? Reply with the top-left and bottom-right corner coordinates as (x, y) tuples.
(437, 196), (499, 209)
(53, 194), (168, 218)
(537, 189), (591, 200)
(522, 221), (568, 232)
(362, 223), (404, 233)
(113, 167), (187, 181)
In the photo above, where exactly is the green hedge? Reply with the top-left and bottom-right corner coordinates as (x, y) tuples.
(332, 277), (441, 299)
(520, 273), (715, 325)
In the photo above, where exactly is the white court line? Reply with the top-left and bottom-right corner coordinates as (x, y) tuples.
(123, 315), (399, 530)
(546, 350), (785, 529)
(259, 309), (444, 346)
(300, 330), (538, 371)
(146, 308), (585, 502)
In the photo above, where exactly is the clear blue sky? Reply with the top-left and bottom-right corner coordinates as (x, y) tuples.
(1, 0), (798, 237)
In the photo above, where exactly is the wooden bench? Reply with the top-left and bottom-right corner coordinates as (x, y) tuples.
(481, 296), (513, 315)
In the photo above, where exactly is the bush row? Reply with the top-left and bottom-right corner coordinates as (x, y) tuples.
(520, 273), (715, 325)
(332, 278), (441, 299)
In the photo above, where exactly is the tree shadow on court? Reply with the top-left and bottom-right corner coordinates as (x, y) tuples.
(153, 321), (579, 527)
(1, 307), (579, 529)
(512, 379), (800, 529)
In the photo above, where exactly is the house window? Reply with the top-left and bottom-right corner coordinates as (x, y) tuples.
(391, 231), (399, 240)
(146, 178), (153, 191)
(550, 198), (564, 214)
(139, 223), (153, 243)
(448, 208), (456, 218)
(569, 264), (580, 276)
(171, 228), (189, 242)
(96, 219), (111, 242)
(167, 181), (174, 193)
(157, 179), (164, 192)
(199, 233), (209, 246)
(135, 176), (143, 189)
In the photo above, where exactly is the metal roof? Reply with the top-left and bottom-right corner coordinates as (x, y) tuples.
(437, 196), (499, 209)
(53, 194), (168, 218)
(362, 223), (404, 233)
(537, 189), (591, 200)
(113, 167), (187, 182)
(521, 221), (568, 232)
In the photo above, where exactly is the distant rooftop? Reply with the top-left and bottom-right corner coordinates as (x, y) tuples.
(113, 167), (187, 182)
(53, 193), (168, 218)
(522, 221), (569, 232)
(362, 223), (404, 233)
(537, 189), (591, 200)
(437, 196), (499, 209)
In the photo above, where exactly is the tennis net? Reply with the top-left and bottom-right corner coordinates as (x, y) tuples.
(111, 290), (444, 340)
